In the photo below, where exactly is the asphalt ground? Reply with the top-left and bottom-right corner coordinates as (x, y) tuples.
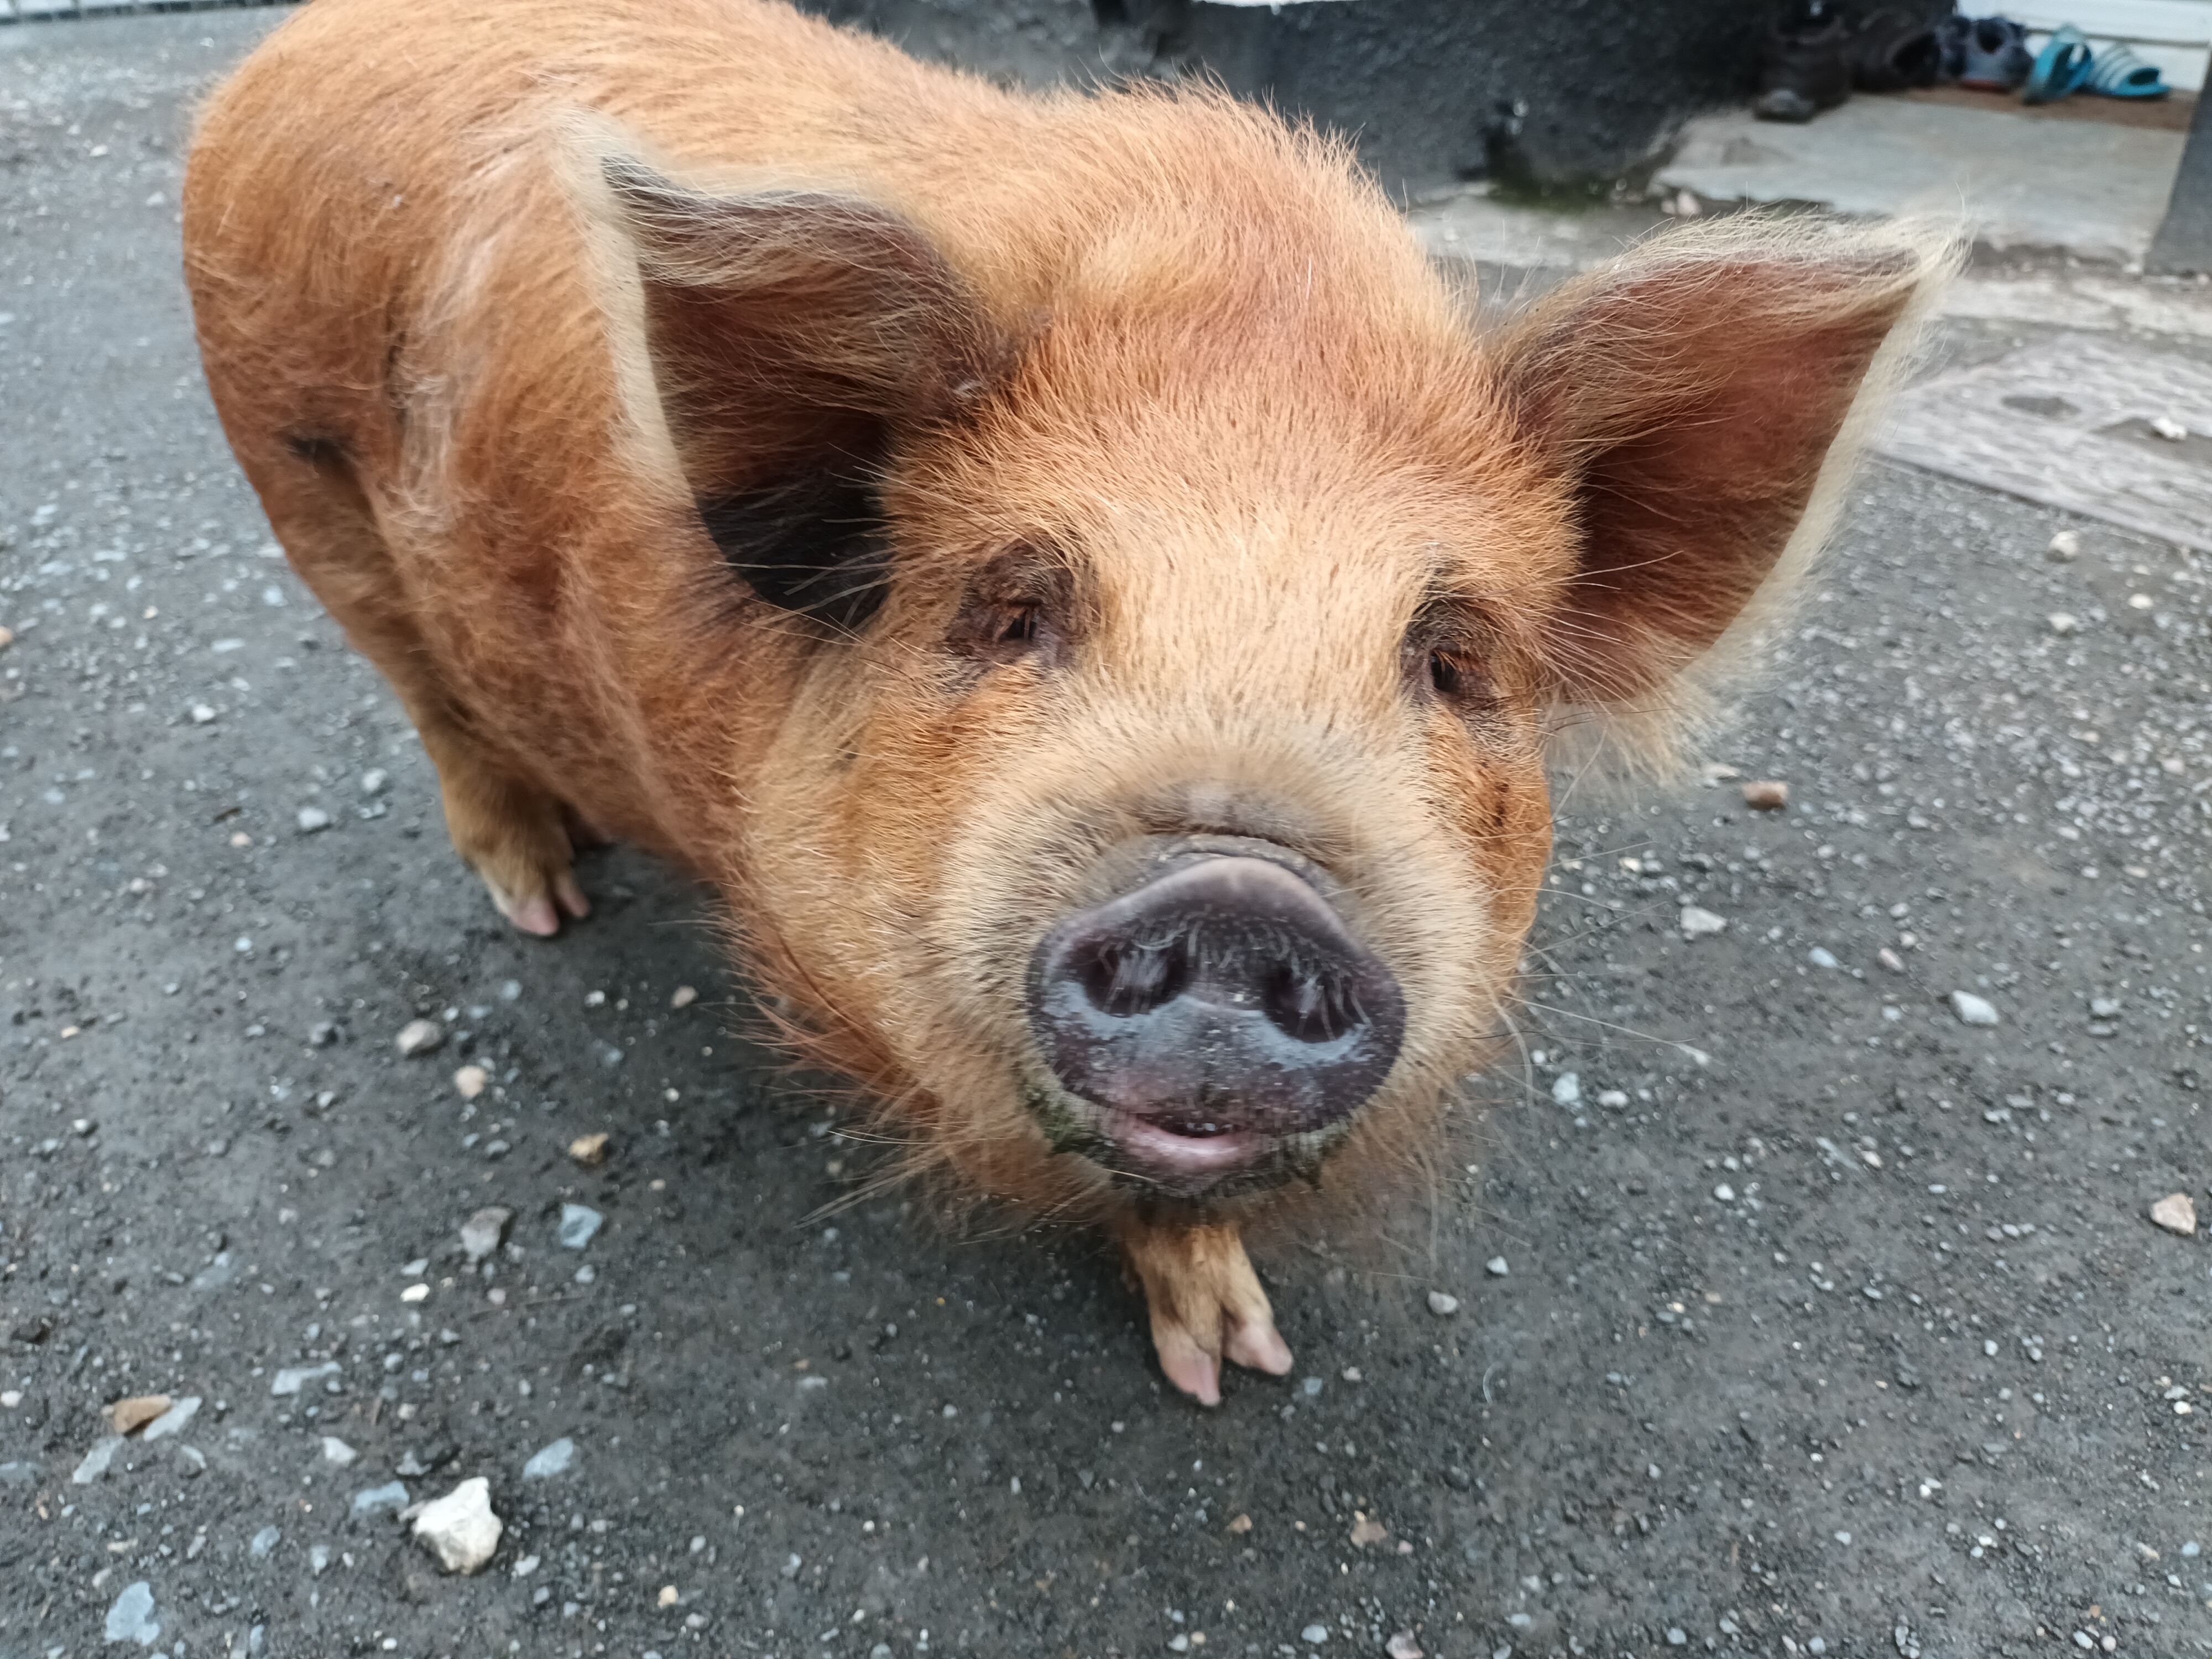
(3, 11), (2210, 1659)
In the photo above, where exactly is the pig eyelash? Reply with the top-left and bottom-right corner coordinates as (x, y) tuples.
(996, 604), (1040, 647)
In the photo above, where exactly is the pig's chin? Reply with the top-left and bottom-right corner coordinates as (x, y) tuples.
(1023, 1079), (1343, 1201)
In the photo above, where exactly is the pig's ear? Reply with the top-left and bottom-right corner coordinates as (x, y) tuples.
(1491, 221), (1953, 758)
(599, 158), (1005, 631)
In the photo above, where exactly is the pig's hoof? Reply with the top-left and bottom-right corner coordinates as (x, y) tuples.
(483, 865), (592, 938)
(446, 789), (593, 938)
(1120, 1220), (1293, 1407)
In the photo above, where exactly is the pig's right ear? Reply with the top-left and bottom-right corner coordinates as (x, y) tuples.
(1490, 220), (1954, 768)
(592, 156), (1006, 631)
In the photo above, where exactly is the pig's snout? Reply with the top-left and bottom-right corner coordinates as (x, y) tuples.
(1027, 855), (1405, 1187)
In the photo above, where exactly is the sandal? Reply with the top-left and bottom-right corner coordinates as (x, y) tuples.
(1850, 7), (1943, 91)
(2023, 23), (2094, 103)
(1957, 16), (2034, 90)
(2085, 42), (2170, 97)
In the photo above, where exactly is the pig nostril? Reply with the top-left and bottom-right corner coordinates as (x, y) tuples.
(1079, 940), (1188, 1018)
(1264, 966), (1360, 1044)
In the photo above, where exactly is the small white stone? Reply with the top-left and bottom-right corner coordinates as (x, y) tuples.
(296, 806), (331, 833)
(1550, 1072), (1580, 1107)
(1485, 1256), (1509, 1277)
(1714, 1184), (1736, 1203)
(2152, 413), (2189, 440)
(461, 1206), (513, 1264)
(523, 1437), (577, 1480)
(559, 1203), (604, 1249)
(361, 768), (389, 795)
(395, 1019), (444, 1057)
(413, 1475), (502, 1574)
(141, 1397), (201, 1441)
(1949, 991), (1999, 1027)
(2151, 1193), (2198, 1237)
(1679, 905), (1728, 938)
(1596, 1089), (1629, 1109)
(671, 984), (698, 1009)
(1807, 947), (1838, 969)
(2047, 529), (2080, 560)
(270, 1360), (341, 1396)
(1426, 1291), (1459, 1317)
(2047, 612), (2078, 636)
(452, 1063), (489, 1099)
(104, 1580), (158, 1647)
(321, 1436), (358, 1467)
(189, 703), (216, 724)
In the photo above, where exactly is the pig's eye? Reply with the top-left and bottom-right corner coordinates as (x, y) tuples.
(1427, 650), (1463, 697)
(997, 606), (1040, 646)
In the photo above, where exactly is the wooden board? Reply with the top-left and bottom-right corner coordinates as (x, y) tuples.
(1875, 333), (2212, 550)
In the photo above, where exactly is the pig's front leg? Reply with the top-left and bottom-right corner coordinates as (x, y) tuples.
(1115, 1216), (1293, 1406)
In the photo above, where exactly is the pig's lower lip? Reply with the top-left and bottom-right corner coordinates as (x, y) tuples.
(1100, 1109), (1272, 1185)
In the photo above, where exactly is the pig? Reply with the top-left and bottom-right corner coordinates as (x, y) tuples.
(182, 0), (1953, 1404)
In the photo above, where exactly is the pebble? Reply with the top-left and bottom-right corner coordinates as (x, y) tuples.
(395, 1019), (444, 1057)
(107, 1394), (171, 1436)
(1877, 947), (1906, 973)
(568, 1131), (612, 1168)
(1301, 1626), (1329, 1645)
(2152, 413), (2189, 440)
(72, 1435), (124, 1484)
(521, 1437), (577, 1480)
(1550, 1072), (1580, 1106)
(1949, 991), (1999, 1026)
(559, 1203), (604, 1249)
(271, 1361), (341, 1396)
(1485, 1256), (1509, 1277)
(350, 1480), (410, 1520)
(361, 768), (389, 795)
(1714, 1183), (1736, 1203)
(1597, 1089), (1629, 1108)
(2090, 997), (2122, 1019)
(1426, 1291), (1459, 1316)
(2151, 1193), (2198, 1237)
(1678, 905), (1728, 938)
(311, 1544), (332, 1576)
(1807, 947), (1839, 969)
(2047, 529), (2080, 559)
(461, 1206), (513, 1264)
(249, 1524), (281, 1559)
(453, 1064), (488, 1099)
(296, 806), (331, 833)
(321, 1436), (358, 1467)
(413, 1475), (502, 1574)
(1386, 1635), (1424, 1659)
(103, 1580), (158, 1647)
(671, 985), (698, 1009)
(2047, 612), (2079, 636)
(1741, 780), (1788, 811)
(140, 1396), (201, 1441)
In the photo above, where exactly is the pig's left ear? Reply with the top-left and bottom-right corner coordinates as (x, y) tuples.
(594, 156), (1006, 630)
(1491, 221), (1954, 749)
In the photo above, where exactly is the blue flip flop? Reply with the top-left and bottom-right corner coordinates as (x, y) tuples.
(2086, 42), (2171, 97)
(2023, 24), (2094, 103)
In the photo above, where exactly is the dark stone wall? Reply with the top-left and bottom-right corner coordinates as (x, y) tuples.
(794, 0), (1952, 194)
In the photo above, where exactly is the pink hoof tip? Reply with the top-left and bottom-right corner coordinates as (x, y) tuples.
(508, 896), (561, 937)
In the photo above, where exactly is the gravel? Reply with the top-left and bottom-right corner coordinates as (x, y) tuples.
(522, 1436), (578, 1480)
(559, 1202), (605, 1249)
(102, 1580), (158, 1647)
(412, 1475), (503, 1574)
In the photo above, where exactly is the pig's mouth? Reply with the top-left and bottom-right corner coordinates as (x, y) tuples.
(1024, 839), (1406, 1198)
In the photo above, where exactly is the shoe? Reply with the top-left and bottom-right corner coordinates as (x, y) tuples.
(1850, 8), (1943, 92)
(1755, 14), (1852, 122)
(2022, 24), (2093, 104)
(1957, 17), (2034, 90)
(2085, 42), (2171, 98)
